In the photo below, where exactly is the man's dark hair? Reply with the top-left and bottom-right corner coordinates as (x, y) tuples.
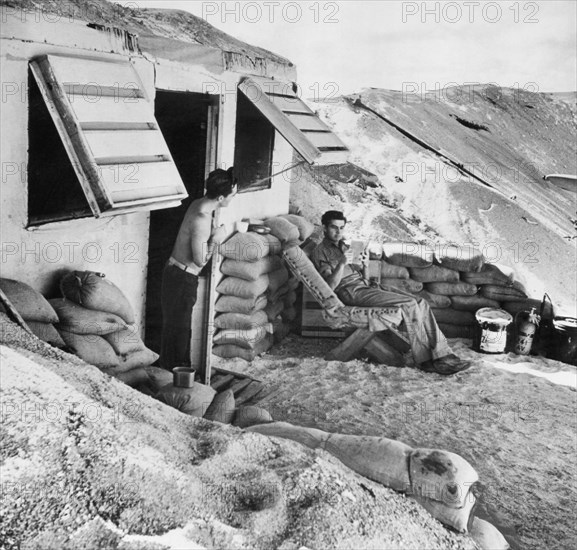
(205, 167), (236, 199)
(321, 210), (347, 226)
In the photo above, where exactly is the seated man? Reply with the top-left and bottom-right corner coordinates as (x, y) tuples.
(311, 210), (471, 375)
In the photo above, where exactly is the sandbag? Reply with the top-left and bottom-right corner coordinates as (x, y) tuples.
(283, 290), (297, 307)
(435, 244), (484, 273)
(480, 285), (527, 302)
(409, 448), (479, 508)
(215, 294), (267, 315)
(432, 308), (477, 325)
(281, 306), (297, 322)
(367, 241), (383, 260)
(502, 299), (554, 320)
(425, 282), (478, 296)
(50, 298), (128, 335)
(413, 492), (476, 533)
(382, 243), (433, 268)
(107, 367), (150, 388)
(214, 310), (269, 331)
(279, 214), (314, 241)
(26, 321), (66, 348)
(58, 330), (119, 368)
(102, 326), (144, 355)
(264, 300), (284, 322)
(380, 278), (423, 293)
(220, 232), (273, 262)
(233, 405), (274, 428)
(0, 278), (58, 323)
(143, 366), (174, 394)
(263, 217), (300, 247)
(267, 266), (290, 294)
(413, 291), (451, 309)
(273, 321), (291, 344)
(461, 263), (514, 285)
(282, 246), (344, 311)
(116, 347), (159, 372)
(203, 389), (235, 424)
(221, 255), (282, 281)
(451, 295), (501, 311)
(213, 326), (270, 349)
(216, 275), (269, 299)
(267, 284), (290, 304)
(438, 323), (476, 339)
(409, 265), (459, 283)
(60, 271), (135, 324)
(212, 333), (274, 361)
(470, 517), (510, 550)
(156, 382), (216, 418)
(379, 261), (410, 280)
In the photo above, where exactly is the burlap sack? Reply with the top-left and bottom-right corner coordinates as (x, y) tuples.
(425, 282), (478, 296)
(413, 290), (451, 308)
(283, 290), (297, 307)
(58, 330), (119, 368)
(382, 243), (433, 268)
(50, 298), (128, 335)
(26, 321), (66, 348)
(221, 255), (282, 281)
(380, 261), (410, 279)
(279, 214), (314, 241)
(115, 347), (159, 373)
(212, 333), (273, 361)
(214, 310), (269, 331)
(233, 405), (274, 428)
(106, 367), (150, 388)
(156, 383), (216, 418)
(264, 300), (284, 322)
(143, 366), (174, 394)
(216, 275), (269, 299)
(203, 389), (236, 424)
(281, 306), (297, 322)
(435, 244), (484, 273)
(220, 232), (280, 262)
(264, 217), (300, 247)
(380, 278), (423, 293)
(60, 271), (135, 324)
(215, 294), (267, 315)
(432, 308), (477, 325)
(480, 285), (527, 302)
(451, 295), (501, 311)
(213, 326), (270, 349)
(461, 263), (514, 285)
(0, 278), (58, 323)
(438, 323), (476, 339)
(267, 267), (290, 294)
(410, 265), (460, 283)
(102, 325), (144, 355)
(413, 492), (476, 533)
(470, 517), (510, 550)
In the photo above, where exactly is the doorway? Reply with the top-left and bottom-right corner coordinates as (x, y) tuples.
(145, 90), (217, 353)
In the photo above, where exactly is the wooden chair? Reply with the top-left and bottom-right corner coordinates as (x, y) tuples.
(282, 245), (410, 366)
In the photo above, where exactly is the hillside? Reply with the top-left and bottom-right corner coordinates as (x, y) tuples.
(293, 86), (576, 314)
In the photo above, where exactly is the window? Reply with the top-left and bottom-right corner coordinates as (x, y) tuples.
(28, 54), (188, 222)
(233, 90), (275, 193)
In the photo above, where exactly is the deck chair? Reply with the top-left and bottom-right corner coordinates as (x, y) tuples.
(282, 245), (410, 365)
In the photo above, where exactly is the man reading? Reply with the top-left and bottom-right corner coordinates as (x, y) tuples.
(311, 210), (471, 375)
(160, 168), (237, 369)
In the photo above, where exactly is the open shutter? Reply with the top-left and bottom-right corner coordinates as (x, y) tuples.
(238, 76), (349, 166)
(29, 55), (188, 217)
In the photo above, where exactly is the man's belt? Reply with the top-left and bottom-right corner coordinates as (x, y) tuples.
(167, 257), (201, 276)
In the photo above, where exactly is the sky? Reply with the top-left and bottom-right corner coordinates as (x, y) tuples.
(112, 0), (577, 96)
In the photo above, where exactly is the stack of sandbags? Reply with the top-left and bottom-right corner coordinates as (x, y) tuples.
(0, 278), (65, 348)
(54, 271), (156, 387)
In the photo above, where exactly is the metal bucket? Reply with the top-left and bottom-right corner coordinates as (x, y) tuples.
(172, 366), (196, 388)
(551, 317), (577, 366)
(473, 308), (513, 354)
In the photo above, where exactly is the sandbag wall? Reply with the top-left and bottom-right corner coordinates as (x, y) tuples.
(368, 243), (543, 339)
(212, 215), (314, 361)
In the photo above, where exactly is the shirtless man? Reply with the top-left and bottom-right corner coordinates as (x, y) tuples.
(311, 210), (471, 375)
(160, 168), (237, 369)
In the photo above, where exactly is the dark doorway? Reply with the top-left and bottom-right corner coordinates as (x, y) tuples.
(145, 90), (216, 354)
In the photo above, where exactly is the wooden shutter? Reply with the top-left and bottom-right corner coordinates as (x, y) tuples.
(238, 76), (349, 166)
(29, 55), (188, 216)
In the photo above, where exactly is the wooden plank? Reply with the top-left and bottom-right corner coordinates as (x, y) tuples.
(190, 277), (208, 372)
(229, 378), (252, 396)
(286, 113), (331, 131)
(85, 129), (171, 159)
(239, 79), (319, 164)
(234, 381), (264, 406)
(212, 366), (261, 382)
(30, 57), (108, 215)
(64, 84), (143, 99)
(268, 94), (313, 114)
(303, 131), (348, 150)
(71, 96), (155, 125)
(313, 150), (350, 166)
(210, 374), (235, 392)
(326, 328), (375, 362)
(380, 328), (411, 354)
(365, 335), (405, 367)
(244, 76), (298, 97)
(253, 383), (282, 404)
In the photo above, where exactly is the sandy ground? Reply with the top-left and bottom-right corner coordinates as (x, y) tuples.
(215, 334), (577, 550)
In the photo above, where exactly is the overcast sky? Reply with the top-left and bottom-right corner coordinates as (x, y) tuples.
(115, 1), (577, 96)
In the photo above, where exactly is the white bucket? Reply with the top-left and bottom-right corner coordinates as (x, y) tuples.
(474, 308), (513, 354)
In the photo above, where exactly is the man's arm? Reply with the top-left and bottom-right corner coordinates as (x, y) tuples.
(312, 248), (351, 290)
